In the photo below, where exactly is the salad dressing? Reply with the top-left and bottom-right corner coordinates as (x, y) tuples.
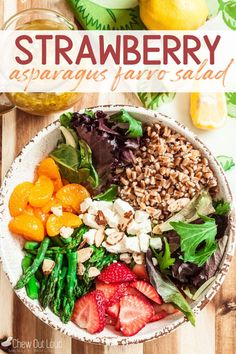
(3, 10), (81, 116)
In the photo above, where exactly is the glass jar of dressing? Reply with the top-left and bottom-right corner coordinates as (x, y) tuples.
(2, 9), (81, 116)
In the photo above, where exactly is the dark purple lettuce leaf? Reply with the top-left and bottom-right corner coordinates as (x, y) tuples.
(71, 111), (141, 191)
(165, 230), (180, 253)
(171, 259), (201, 284)
(212, 215), (229, 239)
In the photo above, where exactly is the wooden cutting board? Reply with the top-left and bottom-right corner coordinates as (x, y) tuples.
(0, 1), (235, 353)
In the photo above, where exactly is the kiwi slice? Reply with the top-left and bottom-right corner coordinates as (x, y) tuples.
(67, 0), (145, 30)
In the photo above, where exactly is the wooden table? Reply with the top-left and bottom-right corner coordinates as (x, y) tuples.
(0, 1), (235, 353)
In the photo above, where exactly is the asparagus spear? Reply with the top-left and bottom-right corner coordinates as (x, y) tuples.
(41, 253), (63, 309)
(61, 251), (78, 323)
(52, 266), (67, 316)
(65, 225), (88, 250)
(39, 275), (48, 305)
(24, 241), (39, 251)
(15, 237), (50, 289)
(21, 254), (39, 300)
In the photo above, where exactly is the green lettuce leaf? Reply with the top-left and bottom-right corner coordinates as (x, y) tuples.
(154, 238), (175, 272)
(110, 109), (143, 138)
(146, 250), (195, 326)
(214, 200), (231, 215)
(60, 112), (73, 128)
(170, 216), (218, 267)
(94, 184), (118, 201)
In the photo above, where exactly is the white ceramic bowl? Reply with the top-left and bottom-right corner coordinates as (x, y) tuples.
(0, 105), (235, 345)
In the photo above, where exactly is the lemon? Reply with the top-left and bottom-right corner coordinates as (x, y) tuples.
(190, 93), (227, 130)
(140, 0), (209, 30)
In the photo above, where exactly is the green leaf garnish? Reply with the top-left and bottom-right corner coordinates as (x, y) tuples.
(217, 155), (235, 171)
(222, 0), (236, 30)
(225, 92), (236, 118)
(214, 200), (231, 215)
(94, 184), (118, 202)
(155, 238), (175, 272)
(170, 216), (218, 267)
(138, 92), (176, 110)
(110, 109), (143, 138)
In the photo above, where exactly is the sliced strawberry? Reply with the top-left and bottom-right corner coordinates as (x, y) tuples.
(96, 280), (128, 306)
(71, 290), (106, 334)
(118, 295), (154, 336)
(98, 262), (136, 283)
(132, 264), (149, 280)
(106, 315), (117, 326)
(115, 318), (121, 331)
(123, 286), (147, 301)
(150, 311), (168, 323)
(107, 301), (120, 319)
(130, 281), (162, 304)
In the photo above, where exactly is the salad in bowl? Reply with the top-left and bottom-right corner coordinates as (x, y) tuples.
(0, 106), (235, 344)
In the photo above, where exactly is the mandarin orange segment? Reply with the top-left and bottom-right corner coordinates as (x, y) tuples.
(34, 208), (50, 226)
(56, 184), (90, 213)
(38, 157), (61, 180)
(53, 177), (63, 192)
(9, 214), (45, 241)
(41, 196), (61, 213)
(8, 182), (34, 217)
(46, 212), (82, 237)
(29, 175), (54, 208)
(23, 205), (35, 216)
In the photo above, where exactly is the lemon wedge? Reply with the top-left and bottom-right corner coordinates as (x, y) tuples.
(190, 93), (227, 130)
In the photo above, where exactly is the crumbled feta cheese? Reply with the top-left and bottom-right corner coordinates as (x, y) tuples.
(80, 198), (93, 213)
(51, 205), (63, 217)
(83, 229), (97, 245)
(60, 226), (74, 239)
(125, 236), (141, 253)
(134, 210), (149, 223)
(92, 201), (113, 211)
(113, 198), (134, 217)
(138, 219), (152, 234)
(102, 209), (120, 228)
(150, 237), (162, 250)
(102, 236), (128, 253)
(83, 214), (101, 229)
(127, 220), (140, 235)
(138, 233), (150, 253)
